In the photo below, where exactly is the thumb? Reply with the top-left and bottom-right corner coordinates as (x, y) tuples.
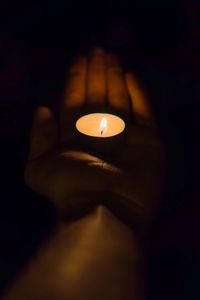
(28, 106), (57, 160)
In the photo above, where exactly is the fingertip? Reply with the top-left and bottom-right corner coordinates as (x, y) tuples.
(126, 72), (139, 85)
(125, 72), (132, 81)
(30, 106), (57, 160)
(126, 73), (155, 125)
(126, 72), (134, 78)
(35, 106), (53, 120)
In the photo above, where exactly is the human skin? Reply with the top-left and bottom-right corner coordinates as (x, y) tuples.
(2, 49), (164, 300)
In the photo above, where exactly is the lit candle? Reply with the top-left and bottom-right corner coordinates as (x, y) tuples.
(99, 117), (107, 135)
(76, 113), (125, 138)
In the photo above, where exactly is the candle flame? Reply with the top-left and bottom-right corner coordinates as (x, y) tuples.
(99, 117), (107, 135)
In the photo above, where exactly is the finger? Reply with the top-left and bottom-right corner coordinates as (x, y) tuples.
(126, 73), (155, 126)
(29, 106), (57, 161)
(86, 48), (106, 107)
(107, 54), (130, 113)
(60, 56), (87, 140)
(61, 56), (87, 109)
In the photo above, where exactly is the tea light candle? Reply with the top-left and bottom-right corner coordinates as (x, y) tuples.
(76, 113), (125, 138)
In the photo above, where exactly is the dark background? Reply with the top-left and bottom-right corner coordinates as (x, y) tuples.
(0, 0), (199, 298)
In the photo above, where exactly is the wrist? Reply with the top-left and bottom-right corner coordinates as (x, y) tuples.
(53, 190), (146, 241)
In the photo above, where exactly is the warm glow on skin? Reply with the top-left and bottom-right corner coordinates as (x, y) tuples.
(17, 48), (163, 300)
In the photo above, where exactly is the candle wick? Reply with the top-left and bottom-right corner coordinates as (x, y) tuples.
(101, 129), (104, 135)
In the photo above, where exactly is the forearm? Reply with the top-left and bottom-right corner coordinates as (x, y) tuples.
(2, 204), (146, 300)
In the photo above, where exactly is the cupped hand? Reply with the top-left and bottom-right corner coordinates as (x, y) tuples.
(25, 49), (164, 236)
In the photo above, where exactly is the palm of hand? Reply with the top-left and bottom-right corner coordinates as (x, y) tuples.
(25, 50), (164, 234)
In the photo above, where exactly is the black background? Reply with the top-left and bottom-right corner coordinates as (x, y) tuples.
(0, 0), (199, 298)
